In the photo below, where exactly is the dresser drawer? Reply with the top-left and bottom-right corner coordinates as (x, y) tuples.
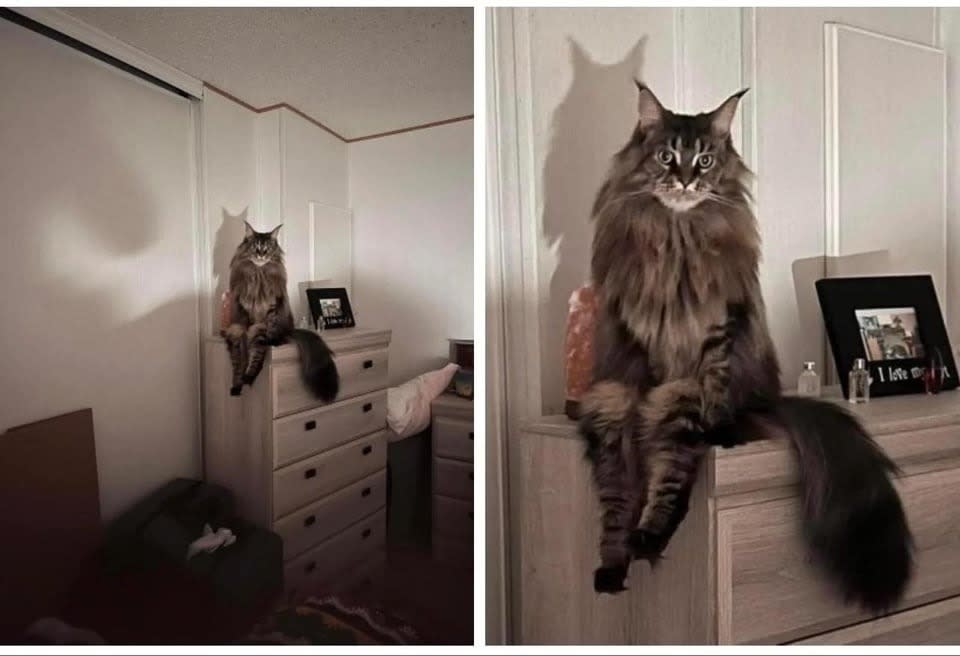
(434, 458), (473, 500)
(273, 431), (386, 519)
(334, 348), (389, 401)
(433, 416), (474, 462)
(272, 391), (387, 468)
(271, 347), (389, 418)
(274, 469), (386, 560)
(284, 510), (385, 596)
(718, 466), (960, 644)
(432, 494), (473, 541)
(794, 595), (960, 645)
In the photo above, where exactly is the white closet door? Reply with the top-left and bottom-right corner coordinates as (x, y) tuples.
(0, 19), (199, 520)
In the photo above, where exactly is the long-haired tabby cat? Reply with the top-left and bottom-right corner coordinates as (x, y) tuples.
(579, 83), (912, 611)
(223, 221), (339, 401)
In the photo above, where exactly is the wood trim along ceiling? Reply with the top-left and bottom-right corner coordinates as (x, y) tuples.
(204, 82), (473, 143)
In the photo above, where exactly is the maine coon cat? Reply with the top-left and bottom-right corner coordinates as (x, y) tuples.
(223, 222), (339, 401)
(579, 84), (912, 611)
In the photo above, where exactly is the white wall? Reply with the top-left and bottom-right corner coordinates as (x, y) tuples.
(0, 20), (201, 521)
(494, 7), (943, 414)
(203, 89), (259, 335)
(350, 121), (474, 385)
(941, 9), (960, 351)
(280, 108), (349, 320)
(752, 8), (938, 384)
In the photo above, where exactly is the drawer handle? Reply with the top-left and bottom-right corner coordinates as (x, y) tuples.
(362, 528), (372, 539)
(304, 515), (316, 527)
(304, 468), (317, 479)
(362, 445), (372, 455)
(363, 360), (374, 369)
(468, 432), (474, 441)
(305, 561), (316, 573)
(362, 487), (371, 497)
(362, 403), (373, 413)
(304, 420), (316, 431)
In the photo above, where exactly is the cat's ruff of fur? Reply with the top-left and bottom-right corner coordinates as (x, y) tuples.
(579, 84), (913, 611)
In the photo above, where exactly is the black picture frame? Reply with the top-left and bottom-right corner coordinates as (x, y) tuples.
(815, 275), (957, 399)
(306, 287), (356, 330)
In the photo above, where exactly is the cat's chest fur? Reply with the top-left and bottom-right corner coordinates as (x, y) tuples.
(233, 261), (287, 320)
(615, 208), (750, 376)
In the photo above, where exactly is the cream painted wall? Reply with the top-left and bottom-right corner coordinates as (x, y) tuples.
(349, 121), (474, 385)
(203, 89), (259, 335)
(752, 8), (938, 385)
(941, 9), (960, 353)
(497, 7), (942, 414)
(280, 108), (349, 321)
(0, 20), (200, 521)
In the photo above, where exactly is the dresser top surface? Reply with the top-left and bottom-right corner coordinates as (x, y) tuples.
(524, 390), (960, 453)
(207, 326), (390, 351)
(432, 393), (474, 420)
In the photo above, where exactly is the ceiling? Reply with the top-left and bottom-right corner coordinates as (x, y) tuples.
(64, 7), (473, 139)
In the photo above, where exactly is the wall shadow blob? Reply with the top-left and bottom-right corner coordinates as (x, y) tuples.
(538, 36), (646, 413)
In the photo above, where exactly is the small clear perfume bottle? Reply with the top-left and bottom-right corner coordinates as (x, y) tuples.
(797, 361), (821, 397)
(848, 358), (871, 404)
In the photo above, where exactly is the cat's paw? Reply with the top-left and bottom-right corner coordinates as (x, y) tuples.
(628, 529), (667, 565)
(593, 564), (628, 594)
(701, 402), (734, 431)
(229, 385), (242, 397)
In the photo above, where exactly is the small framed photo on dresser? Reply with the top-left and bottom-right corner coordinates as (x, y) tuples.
(816, 275), (957, 399)
(306, 287), (356, 330)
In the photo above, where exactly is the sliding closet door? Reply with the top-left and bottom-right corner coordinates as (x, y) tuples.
(0, 19), (200, 520)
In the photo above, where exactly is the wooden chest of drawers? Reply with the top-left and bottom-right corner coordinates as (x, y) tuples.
(204, 328), (391, 596)
(431, 394), (474, 566)
(516, 392), (960, 644)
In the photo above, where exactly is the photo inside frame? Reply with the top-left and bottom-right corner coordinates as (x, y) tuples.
(855, 307), (925, 362)
(318, 298), (343, 318)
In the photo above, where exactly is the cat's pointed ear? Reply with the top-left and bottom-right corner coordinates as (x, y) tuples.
(269, 224), (283, 240)
(243, 220), (255, 239)
(709, 88), (748, 137)
(635, 81), (665, 131)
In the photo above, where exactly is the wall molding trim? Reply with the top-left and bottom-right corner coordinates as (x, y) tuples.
(8, 7), (204, 98)
(204, 82), (472, 144)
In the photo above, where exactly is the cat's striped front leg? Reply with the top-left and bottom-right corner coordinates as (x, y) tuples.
(588, 435), (643, 593)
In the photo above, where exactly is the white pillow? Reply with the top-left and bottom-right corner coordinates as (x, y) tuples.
(387, 363), (460, 440)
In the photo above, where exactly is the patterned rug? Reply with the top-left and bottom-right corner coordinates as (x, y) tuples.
(244, 596), (419, 645)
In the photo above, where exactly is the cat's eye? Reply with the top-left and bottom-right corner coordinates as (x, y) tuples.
(656, 149), (673, 165)
(697, 154), (715, 169)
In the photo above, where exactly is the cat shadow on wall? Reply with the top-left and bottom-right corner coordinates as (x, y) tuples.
(539, 36), (646, 413)
(210, 208), (249, 334)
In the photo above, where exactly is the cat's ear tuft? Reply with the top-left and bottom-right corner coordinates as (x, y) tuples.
(710, 88), (748, 137)
(635, 81), (665, 132)
(243, 220), (255, 239)
(269, 224), (283, 240)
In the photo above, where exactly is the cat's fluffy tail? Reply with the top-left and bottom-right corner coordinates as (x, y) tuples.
(287, 329), (339, 402)
(771, 396), (913, 612)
